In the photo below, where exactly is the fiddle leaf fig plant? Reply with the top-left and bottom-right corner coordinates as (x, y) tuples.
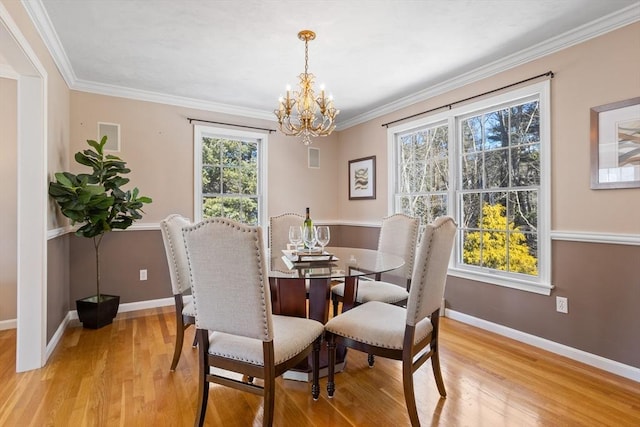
(49, 136), (152, 299)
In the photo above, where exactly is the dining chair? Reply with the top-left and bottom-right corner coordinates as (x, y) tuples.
(269, 212), (311, 299)
(160, 214), (196, 372)
(331, 213), (419, 317)
(182, 217), (324, 427)
(269, 212), (304, 254)
(325, 216), (457, 427)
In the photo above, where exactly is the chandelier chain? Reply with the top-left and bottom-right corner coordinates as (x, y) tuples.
(304, 38), (309, 76)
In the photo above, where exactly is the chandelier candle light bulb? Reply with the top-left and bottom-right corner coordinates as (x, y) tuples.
(274, 30), (339, 145)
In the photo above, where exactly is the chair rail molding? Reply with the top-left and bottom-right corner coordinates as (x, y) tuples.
(550, 230), (640, 246)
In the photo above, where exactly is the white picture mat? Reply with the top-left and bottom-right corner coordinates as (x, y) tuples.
(598, 104), (640, 183)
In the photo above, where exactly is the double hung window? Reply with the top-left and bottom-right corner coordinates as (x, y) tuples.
(389, 81), (551, 294)
(194, 126), (266, 226)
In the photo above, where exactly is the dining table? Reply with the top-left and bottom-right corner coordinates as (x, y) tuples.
(268, 246), (405, 381)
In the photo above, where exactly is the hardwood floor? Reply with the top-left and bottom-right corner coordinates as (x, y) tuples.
(1, 306), (638, 426)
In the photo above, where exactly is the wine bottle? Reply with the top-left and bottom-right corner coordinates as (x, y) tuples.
(303, 207), (313, 248)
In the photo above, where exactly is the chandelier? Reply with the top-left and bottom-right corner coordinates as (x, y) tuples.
(274, 30), (339, 145)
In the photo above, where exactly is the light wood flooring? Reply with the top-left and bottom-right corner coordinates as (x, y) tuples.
(1, 306), (638, 426)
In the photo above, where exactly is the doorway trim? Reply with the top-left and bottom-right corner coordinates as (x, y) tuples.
(0, 2), (48, 372)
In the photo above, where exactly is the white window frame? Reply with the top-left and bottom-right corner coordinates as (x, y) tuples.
(193, 125), (268, 227)
(388, 81), (551, 295)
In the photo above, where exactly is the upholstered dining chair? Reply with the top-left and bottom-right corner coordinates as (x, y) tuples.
(325, 216), (457, 427)
(182, 218), (324, 427)
(160, 214), (196, 372)
(331, 213), (419, 317)
(269, 212), (304, 254)
(269, 212), (311, 298)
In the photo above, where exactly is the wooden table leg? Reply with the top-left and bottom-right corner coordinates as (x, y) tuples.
(270, 277), (307, 318)
(308, 278), (331, 323)
(273, 275), (356, 380)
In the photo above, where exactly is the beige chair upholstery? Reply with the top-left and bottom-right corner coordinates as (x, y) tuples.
(325, 216), (457, 427)
(160, 214), (196, 371)
(182, 217), (324, 427)
(269, 213), (310, 294)
(269, 212), (304, 253)
(332, 213), (419, 313)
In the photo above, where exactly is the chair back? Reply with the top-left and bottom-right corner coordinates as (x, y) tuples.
(377, 213), (420, 281)
(269, 213), (305, 251)
(183, 218), (273, 341)
(160, 214), (192, 295)
(405, 216), (457, 327)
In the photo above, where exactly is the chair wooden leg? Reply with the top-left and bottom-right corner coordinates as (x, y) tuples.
(430, 311), (446, 397)
(367, 353), (375, 367)
(191, 328), (198, 348)
(194, 330), (209, 427)
(263, 371), (275, 427)
(431, 349), (447, 397)
(402, 359), (420, 427)
(332, 295), (340, 317)
(170, 312), (185, 372)
(312, 337), (321, 400)
(326, 334), (336, 398)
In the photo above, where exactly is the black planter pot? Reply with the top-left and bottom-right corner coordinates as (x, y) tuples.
(76, 294), (120, 329)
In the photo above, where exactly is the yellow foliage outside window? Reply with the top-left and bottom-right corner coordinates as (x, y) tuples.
(463, 203), (538, 275)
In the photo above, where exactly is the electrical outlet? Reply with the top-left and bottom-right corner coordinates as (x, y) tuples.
(139, 269), (147, 281)
(556, 296), (568, 313)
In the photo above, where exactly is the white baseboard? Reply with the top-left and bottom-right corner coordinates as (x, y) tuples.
(0, 318), (17, 331)
(39, 299), (640, 385)
(445, 309), (640, 383)
(46, 311), (72, 360)
(46, 296), (181, 364)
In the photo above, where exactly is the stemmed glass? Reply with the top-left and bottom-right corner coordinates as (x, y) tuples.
(288, 225), (302, 251)
(302, 226), (317, 253)
(316, 226), (330, 254)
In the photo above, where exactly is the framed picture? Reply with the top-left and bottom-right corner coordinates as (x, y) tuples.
(348, 156), (376, 200)
(590, 97), (640, 189)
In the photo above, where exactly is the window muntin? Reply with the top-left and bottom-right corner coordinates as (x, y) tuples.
(395, 123), (450, 227)
(194, 126), (265, 226)
(458, 99), (540, 277)
(389, 82), (550, 293)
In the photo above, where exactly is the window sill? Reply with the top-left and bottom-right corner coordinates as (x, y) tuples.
(448, 267), (553, 295)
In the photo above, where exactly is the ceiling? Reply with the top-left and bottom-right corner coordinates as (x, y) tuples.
(23, 0), (640, 128)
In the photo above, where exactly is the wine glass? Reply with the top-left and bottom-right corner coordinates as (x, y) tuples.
(302, 226), (317, 253)
(288, 225), (302, 251)
(316, 226), (330, 254)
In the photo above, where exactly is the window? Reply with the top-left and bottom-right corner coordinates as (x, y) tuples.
(389, 81), (551, 294)
(194, 125), (267, 226)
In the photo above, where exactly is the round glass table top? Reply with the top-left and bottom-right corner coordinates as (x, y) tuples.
(269, 246), (404, 280)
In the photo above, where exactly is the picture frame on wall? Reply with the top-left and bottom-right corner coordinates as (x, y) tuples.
(348, 155), (376, 200)
(590, 97), (640, 189)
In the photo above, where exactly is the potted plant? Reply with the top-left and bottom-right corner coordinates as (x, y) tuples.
(49, 136), (152, 329)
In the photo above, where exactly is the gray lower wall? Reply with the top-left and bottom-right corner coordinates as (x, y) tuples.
(54, 225), (639, 369)
(445, 240), (640, 368)
(69, 230), (173, 305)
(47, 235), (69, 342)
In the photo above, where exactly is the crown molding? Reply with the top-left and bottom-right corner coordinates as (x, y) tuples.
(338, 3), (640, 130)
(24, 0), (639, 129)
(71, 78), (276, 121)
